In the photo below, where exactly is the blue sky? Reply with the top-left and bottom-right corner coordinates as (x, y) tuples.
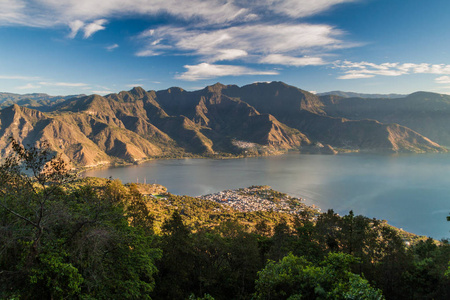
(2, 0), (450, 95)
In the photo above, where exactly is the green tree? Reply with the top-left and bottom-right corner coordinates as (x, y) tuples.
(254, 252), (384, 300)
(402, 238), (450, 299)
(315, 209), (342, 252)
(153, 211), (195, 299)
(292, 212), (324, 262)
(267, 219), (293, 261)
(0, 138), (80, 298)
(0, 139), (160, 299)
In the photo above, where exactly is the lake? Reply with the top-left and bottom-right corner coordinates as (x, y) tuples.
(83, 153), (450, 240)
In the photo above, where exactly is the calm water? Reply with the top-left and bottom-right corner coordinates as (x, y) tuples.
(83, 153), (450, 239)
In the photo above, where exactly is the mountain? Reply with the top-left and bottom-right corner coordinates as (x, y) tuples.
(0, 104), (110, 167)
(218, 82), (443, 152)
(0, 92), (84, 110)
(320, 91), (450, 146)
(318, 91), (406, 99)
(0, 83), (446, 167)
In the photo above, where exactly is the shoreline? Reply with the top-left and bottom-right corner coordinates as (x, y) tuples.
(75, 146), (450, 174)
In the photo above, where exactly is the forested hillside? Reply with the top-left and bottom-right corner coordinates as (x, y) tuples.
(1, 140), (449, 299)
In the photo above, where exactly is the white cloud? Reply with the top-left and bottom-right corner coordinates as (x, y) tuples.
(83, 19), (107, 38)
(106, 43), (119, 51)
(68, 20), (84, 38)
(135, 49), (161, 57)
(176, 63), (278, 81)
(212, 49), (248, 62)
(0, 0), (249, 28)
(16, 83), (41, 90)
(67, 19), (106, 39)
(0, 1), (357, 47)
(337, 73), (375, 80)
(0, 1), (359, 77)
(39, 81), (89, 87)
(0, 0), (27, 26)
(183, 24), (343, 53)
(263, 0), (357, 18)
(139, 23), (349, 63)
(0, 1), (358, 28)
(260, 54), (325, 66)
(435, 76), (450, 84)
(335, 60), (450, 79)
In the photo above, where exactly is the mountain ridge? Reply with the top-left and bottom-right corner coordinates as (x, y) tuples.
(317, 90), (406, 99)
(0, 82), (447, 167)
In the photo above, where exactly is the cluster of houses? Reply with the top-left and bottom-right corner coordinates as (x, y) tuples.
(201, 186), (320, 216)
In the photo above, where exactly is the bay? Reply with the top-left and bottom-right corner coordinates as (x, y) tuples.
(83, 153), (450, 240)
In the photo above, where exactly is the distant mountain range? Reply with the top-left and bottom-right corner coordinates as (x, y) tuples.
(0, 82), (447, 167)
(0, 92), (84, 111)
(317, 91), (406, 99)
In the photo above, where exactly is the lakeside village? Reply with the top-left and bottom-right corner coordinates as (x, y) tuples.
(135, 181), (321, 218)
(200, 185), (321, 218)
(140, 184), (420, 244)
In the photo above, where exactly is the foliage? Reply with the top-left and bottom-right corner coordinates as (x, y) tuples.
(0, 138), (160, 299)
(254, 252), (384, 299)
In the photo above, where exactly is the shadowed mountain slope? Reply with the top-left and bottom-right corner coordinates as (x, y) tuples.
(320, 91), (450, 146)
(219, 82), (444, 153)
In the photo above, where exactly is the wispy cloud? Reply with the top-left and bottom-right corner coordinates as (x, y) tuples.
(266, 0), (357, 18)
(0, 0), (248, 28)
(212, 49), (248, 62)
(335, 60), (450, 79)
(0, 1), (362, 82)
(83, 19), (107, 38)
(138, 23), (350, 64)
(260, 54), (325, 66)
(176, 63), (278, 81)
(135, 49), (161, 57)
(337, 73), (375, 80)
(0, 1), (357, 47)
(67, 19), (107, 39)
(106, 43), (119, 51)
(39, 81), (89, 87)
(0, 0), (27, 26)
(145, 24), (347, 54)
(0, 1), (357, 27)
(68, 20), (84, 38)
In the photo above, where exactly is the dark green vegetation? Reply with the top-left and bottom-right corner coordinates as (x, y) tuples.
(1, 141), (449, 299)
(0, 139), (160, 299)
(1, 82), (447, 169)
